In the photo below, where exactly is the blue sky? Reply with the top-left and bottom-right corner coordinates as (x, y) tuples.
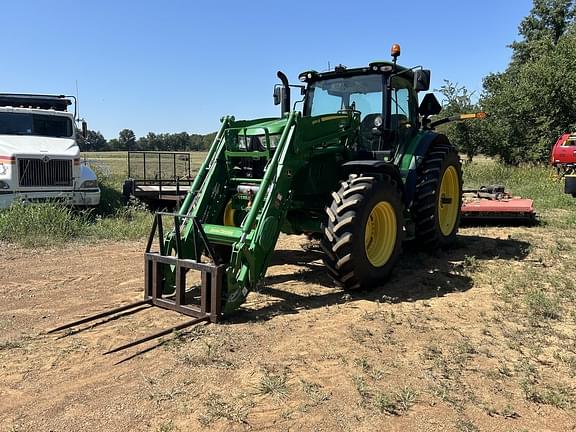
(2, 0), (532, 139)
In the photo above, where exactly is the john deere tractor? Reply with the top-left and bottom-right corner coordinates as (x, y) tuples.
(153, 44), (464, 317)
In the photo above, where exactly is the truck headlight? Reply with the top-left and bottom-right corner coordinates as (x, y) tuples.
(80, 180), (98, 189)
(0, 180), (10, 189)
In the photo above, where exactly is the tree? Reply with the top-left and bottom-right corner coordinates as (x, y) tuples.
(107, 138), (121, 151)
(78, 130), (108, 152)
(478, 0), (576, 164)
(436, 81), (486, 163)
(510, 0), (575, 66)
(78, 129), (216, 152)
(118, 129), (136, 150)
(201, 133), (217, 151)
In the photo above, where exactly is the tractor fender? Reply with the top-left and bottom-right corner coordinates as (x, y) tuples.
(340, 160), (406, 205)
(402, 132), (451, 205)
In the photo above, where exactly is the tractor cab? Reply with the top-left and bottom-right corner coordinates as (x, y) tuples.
(300, 66), (420, 155)
(274, 44), (439, 160)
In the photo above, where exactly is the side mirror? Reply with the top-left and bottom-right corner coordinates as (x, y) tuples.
(81, 120), (88, 138)
(273, 86), (281, 106)
(414, 69), (431, 92)
(418, 93), (442, 117)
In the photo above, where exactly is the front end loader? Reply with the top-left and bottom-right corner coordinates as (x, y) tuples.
(52, 44), (478, 354)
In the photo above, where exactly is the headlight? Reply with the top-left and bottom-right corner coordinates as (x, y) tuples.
(238, 134), (281, 150)
(267, 134), (280, 148)
(0, 180), (10, 189)
(80, 180), (98, 189)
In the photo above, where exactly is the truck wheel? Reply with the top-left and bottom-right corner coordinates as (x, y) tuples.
(122, 179), (134, 204)
(412, 142), (462, 248)
(321, 174), (403, 289)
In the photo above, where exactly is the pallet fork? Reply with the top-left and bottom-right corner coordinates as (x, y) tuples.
(48, 212), (224, 356)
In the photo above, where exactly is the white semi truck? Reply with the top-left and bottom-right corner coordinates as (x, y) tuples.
(0, 93), (100, 208)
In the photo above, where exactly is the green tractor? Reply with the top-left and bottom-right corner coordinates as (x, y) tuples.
(50, 45), (484, 351)
(149, 43), (464, 317)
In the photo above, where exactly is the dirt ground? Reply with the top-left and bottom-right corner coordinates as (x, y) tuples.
(1, 227), (575, 431)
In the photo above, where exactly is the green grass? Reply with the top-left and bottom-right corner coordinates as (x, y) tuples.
(0, 201), (153, 247)
(0, 160), (153, 247)
(0, 203), (87, 247)
(0, 151), (211, 247)
(524, 289), (562, 322)
(258, 370), (289, 399)
(198, 393), (249, 426)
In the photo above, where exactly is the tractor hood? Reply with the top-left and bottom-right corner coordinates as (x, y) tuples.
(241, 117), (288, 136)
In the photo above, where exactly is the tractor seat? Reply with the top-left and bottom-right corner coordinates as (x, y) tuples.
(359, 113), (380, 149)
(390, 114), (408, 129)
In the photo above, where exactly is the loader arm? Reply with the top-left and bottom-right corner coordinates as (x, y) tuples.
(160, 112), (300, 313)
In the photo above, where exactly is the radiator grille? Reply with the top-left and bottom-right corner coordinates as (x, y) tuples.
(18, 158), (73, 187)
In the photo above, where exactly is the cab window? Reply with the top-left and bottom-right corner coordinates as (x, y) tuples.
(349, 92), (381, 121)
(561, 136), (576, 146)
(309, 86), (343, 115)
(390, 77), (415, 128)
(307, 74), (383, 119)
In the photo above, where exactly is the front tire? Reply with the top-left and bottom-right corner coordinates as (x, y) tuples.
(321, 174), (404, 289)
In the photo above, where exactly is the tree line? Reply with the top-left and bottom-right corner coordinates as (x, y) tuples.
(78, 128), (217, 152)
(438, 0), (576, 164)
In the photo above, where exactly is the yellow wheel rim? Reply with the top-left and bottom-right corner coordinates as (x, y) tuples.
(364, 201), (397, 267)
(438, 165), (460, 236)
(223, 200), (236, 226)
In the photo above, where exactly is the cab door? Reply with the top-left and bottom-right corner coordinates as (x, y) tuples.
(390, 77), (418, 150)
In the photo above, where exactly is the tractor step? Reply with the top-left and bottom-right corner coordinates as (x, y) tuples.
(225, 150), (270, 159)
(203, 224), (243, 245)
(230, 177), (263, 184)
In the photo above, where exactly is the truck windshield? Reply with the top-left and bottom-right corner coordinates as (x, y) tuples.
(307, 74), (383, 120)
(0, 112), (73, 138)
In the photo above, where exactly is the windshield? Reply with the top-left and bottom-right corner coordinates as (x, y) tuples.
(0, 112), (73, 138)
(307, 74), (383, 120)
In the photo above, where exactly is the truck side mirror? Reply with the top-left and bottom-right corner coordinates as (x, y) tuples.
(81, 120), (88, 138)
(273, 86), (281, 106)
(414, 69), (431, 92)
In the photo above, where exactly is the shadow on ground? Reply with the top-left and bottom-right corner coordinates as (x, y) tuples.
(228, 234), (531, 323)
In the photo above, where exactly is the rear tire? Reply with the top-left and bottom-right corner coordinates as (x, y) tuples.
(321, 174), (404, 289)
(412, 142), (462, 248)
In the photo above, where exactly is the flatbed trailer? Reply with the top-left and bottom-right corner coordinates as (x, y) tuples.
(123, 151), (195, 205)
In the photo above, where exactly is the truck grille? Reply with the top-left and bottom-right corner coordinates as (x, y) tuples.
(18, 158), (73, 187)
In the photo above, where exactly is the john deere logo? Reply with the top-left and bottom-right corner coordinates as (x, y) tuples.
(42, 155), (50, 163)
